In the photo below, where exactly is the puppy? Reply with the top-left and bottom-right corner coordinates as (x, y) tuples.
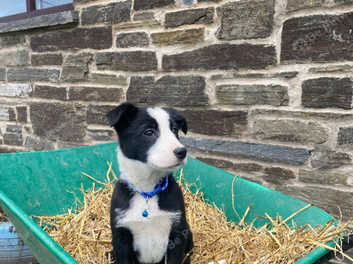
(107, 103), (193, 264)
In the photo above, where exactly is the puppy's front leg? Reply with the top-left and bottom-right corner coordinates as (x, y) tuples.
(166, 228), (193, 264)
(111, 227), (138, 264)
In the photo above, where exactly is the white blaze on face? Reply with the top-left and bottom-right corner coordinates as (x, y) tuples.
(147, 107), (186, 169)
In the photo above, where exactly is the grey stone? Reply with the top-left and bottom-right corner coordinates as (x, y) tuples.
(113, 20), (160, 30)
(6, 125), (21, 133)
(275, 185), (353, 222)
(181, 137), (311, 165)
(30, 102), (86, 142)
(16, 106), (27, 123)
(0, 107), (10, 121)
(286, 0), (326, 12)
(0, 68), (5, 81)
(263, 167), (296, 185)
(87, 129), (114, 141)
(68, 86), (123, 102)
(7, 68), (59, 82)
(61, 53), (93, 82)
(127, 75), (209, 106)
(0, 83), (32, 97)
(151, 28), (204, 46)
(31, 27), (112, 52)
(302, 78), (352, 109)
(299, 169), (352, 186)
(96, 51), (157, 72)
(24, 136), (55, 151)
(0, 34), (26, 47)
(133, 12), (155, 21)
(217, 0), (274, 40)
(0, 50), (29, 66)
(31, 53), (63, 66)
(163, 44), (276, 71)
(134, 0), (174, 10)
(211, 72), (298, 80)
(309, 65), (353, 73)
(32, 85), (67, 101)
(180, 109), (247, 137)
(88, 73), (127, 86)
(81, 1), (131, 25)
(216, 84), (288, 106)
(197, 157), (263, 173)
(87, 105), (114, 125)
(311, 150), (351, 169)
(252, 119), (328, 144)
(0, 10), (78, 34)
(281, 13), (353, 63)
(165, 8), (214, 28)
(116, 32), (149, 48)
(338, 127), (353, 146)
(3, 133), (23, 146)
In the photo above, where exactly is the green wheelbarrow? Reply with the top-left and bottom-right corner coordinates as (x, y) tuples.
(0, 143), (337, 264)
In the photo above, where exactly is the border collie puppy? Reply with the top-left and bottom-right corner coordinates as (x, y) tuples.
(107, 103), (193, 264)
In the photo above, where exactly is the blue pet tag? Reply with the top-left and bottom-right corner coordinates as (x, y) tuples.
(142, 210), (149, 217)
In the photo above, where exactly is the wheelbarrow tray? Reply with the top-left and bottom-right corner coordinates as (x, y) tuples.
(0, 143), (335, 264)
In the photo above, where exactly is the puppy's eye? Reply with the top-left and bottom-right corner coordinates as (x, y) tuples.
(144, 129), (155, 136)
(172, 127), (178, 134)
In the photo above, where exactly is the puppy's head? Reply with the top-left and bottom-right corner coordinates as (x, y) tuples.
(107, 103), (188, 171)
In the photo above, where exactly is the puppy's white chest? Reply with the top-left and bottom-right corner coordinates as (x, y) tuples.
(115, 194), (180, 263)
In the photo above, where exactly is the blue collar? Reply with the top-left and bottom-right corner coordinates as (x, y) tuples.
(125, 173), (170, 199)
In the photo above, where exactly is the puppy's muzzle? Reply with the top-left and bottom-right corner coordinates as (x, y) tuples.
(174, 147), (187, 160)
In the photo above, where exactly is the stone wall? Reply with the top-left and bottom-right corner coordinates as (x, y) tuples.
(0, 0), (353, 222)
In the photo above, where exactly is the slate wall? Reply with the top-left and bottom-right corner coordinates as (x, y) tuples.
(0, 0), (353, 222)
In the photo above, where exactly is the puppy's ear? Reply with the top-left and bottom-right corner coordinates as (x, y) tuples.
(107, 103), (138, 130)
(164, 108), (188, 135)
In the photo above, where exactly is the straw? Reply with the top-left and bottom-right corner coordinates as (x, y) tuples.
(34, 168), (352, 264)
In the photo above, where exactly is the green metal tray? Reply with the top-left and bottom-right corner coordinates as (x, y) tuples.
(0, 143), (334, 264)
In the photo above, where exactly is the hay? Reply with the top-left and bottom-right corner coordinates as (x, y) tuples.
(35, 165), (352, 264)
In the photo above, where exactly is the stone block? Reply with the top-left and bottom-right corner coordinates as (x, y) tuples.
(217, 0), (274, 40)
(81, 1), (131, 25)
(88, 73), (127, 86)
(0, 68), (5, 81)
(212, 71), (298, 80)
(68, 86), (123, 102)
(0, 83), (32, 97)
(286, 0), (325, 12)
(16, 106), (27, 123)
(299, 169), (352, 186)
(96, 51), (157, 72)
(311, 149), (351, 169)
(0, 49), (29, 66)
(252, 119), (328, 144)
(180, 109), (247, 137)
(31, 27), (112, 52)
(0, 107), (10, 121)
(216, 84), (288, 106)
(30, 102), (86, 142)
(134, 0), (174, 10)
(6, 125), (21, 133)
(7, 68), (60, 82)
(165, 7), (214, 28)
(127, 75), (208, 106)
(151, 28), (204, 46)
(31, 53), (63, 66)
(32, 85), (67, 101)
(281, 13), (353, 63)
(133, 12), (155, 21)
(3, 133), (23, 146)
(302, 78), (352, 109)
(338, 127), (353, 146)
(181, 137), (311, 165)
(275, 185), (353, 221)
(263, 167), (296, 185)
(87, 129), (114, 141)
(87, 105), (114, 125)
(61, 53), (92, 82)
(309, 64), (353, 74)
(0, 34), (26, 47)
(24, 136), (55, 151)
(163, 44), (276, 71)
(116, 32), (149, 48)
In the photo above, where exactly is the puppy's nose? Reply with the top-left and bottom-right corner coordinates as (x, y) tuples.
(174, 147), (187, 160)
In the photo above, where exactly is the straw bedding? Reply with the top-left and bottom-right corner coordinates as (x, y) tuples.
(35, 165), (352, 264)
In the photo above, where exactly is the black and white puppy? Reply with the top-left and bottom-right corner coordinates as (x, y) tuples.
(107, 103), (193, 264)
